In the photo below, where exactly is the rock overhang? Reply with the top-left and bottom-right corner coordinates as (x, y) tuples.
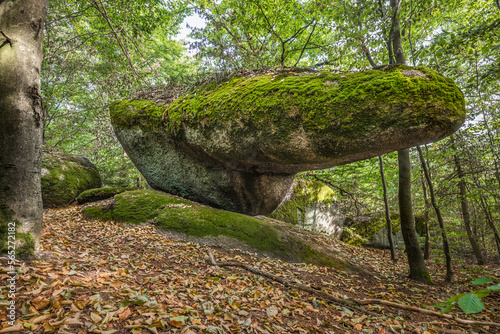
(110, 65), (466, 214)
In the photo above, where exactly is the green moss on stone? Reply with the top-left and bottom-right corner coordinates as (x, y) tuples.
(42, 153), (102, 208)
(110, 65), (465, 144)
(83, 190), (190, 224)
(83, 190), (360, 270)
(269, 180), (336, 225)
(342, 213), (401, 246)
(76, 187), (136, 204)
(0, 202), (35, 258)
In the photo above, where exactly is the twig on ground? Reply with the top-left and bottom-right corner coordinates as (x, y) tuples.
(206, 249), (375, 316)
(206, 248), (500, 328)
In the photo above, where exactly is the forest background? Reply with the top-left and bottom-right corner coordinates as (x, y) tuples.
(41, 0), (500, 266)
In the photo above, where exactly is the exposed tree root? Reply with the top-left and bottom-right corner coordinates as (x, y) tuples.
(206, 249), (500, 329)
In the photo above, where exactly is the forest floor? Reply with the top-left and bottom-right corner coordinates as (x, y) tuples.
(1, 205), (500, 334)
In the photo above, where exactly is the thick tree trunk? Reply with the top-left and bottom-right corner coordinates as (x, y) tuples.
(420, 172), (431, 260)
(378, 156), (396, 261)
(398, 150), (432, 283)
(417, 146), (453, 282)
(0, 0), (48, 257)
(450, 136), (485, 265)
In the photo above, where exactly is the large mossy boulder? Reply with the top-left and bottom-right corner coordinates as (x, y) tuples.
(111, 65), (465, 215)
(83, 189), (362, 271)
(41, 153), (102, 208)
(269, 180), (345, 238)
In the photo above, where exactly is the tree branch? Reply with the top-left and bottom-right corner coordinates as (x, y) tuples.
(207, 249), (500, 329)
(293, 20), (317, 67)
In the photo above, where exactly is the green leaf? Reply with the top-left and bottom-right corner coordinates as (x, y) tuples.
(458, 294), (484, 314)
(472, 277), (494, 285)
(471, 289), (490, 299)
(440, 302), (455, 314)
(433, 292), (466, 308)
(487, 283), (500, 291)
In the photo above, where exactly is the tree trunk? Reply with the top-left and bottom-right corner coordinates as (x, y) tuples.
(420, 171), (431, 260)
(0, 0), (48, 257)
(378, 156), (396, 261)
(450, 136), (485, 265)
(390, 0), (431, 283)
(398, 149), (432, 283)
(417, 146), (453, 282)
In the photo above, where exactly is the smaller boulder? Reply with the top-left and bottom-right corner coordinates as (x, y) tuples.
(41, 153), (102, 208)
(269, 180), (345, 238)
(76, 187), (135, 204)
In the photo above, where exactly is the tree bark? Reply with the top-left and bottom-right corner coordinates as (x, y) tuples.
(420, 171), (431, 260)
(450, 136), (485, 265)
(417, 146), (453, 282)
(398, 149), (432, 283)
(378, 156), (396, 261)
(0, 0), (48, 257)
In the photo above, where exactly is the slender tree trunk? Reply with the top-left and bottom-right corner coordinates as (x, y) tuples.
(417, 146), (453, 282)
(420, 171), (431, 260)
(378, 156), (396, 261)
(0, 0), (48, 257)
(398, 150), (432, 283)
(450, 136), (485, 265)
(390, 0), (431, 283)
(479, 195), (500, 255)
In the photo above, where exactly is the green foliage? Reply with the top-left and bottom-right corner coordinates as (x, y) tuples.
(42, 0), (193, 186)
(433, 277), (500, 314)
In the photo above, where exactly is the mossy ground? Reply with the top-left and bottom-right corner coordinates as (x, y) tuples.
(76, 186), (136, 204)
(83, 190), (360, 270)
(111, 65), (465, 145)
(0, 202), (35, 258)
(42, 154), (102, 208)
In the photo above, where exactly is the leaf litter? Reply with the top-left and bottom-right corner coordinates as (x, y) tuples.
(1, 205), (499, 333)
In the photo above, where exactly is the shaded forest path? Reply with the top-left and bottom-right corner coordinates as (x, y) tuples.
(2, 205), (499, 333)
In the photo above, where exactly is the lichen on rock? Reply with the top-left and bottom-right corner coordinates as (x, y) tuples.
(110, 65), (466, 215)
(41, 153), (102, 208)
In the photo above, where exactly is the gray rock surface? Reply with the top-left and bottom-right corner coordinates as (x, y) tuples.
(111, 66), (466, 215)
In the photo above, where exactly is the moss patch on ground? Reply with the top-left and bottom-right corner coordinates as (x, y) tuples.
(111, 65), (465, 143)
(42, 153), (102, 208)
(83, 190), (361, 271)
(76, 187), (136, 204)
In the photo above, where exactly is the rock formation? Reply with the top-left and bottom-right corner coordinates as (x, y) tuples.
(41, 153), (102, 207)
(269, 180), (345, 238)
(110, 65), (466, 215)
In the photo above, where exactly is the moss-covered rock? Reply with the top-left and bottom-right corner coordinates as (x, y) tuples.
(76, 187), (135, 204)
(41, 153), (102, 208)
(341, 213), (403, 248)
(111, 65), (466, 215)
(269, 180), (345, 237)
(83, 190), (362, 271)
